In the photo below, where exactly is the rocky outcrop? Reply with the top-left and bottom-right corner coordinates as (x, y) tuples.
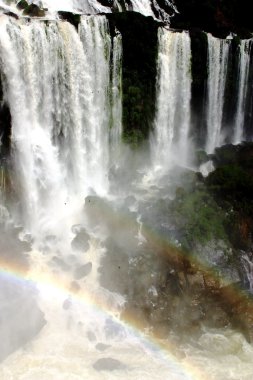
(17, 1), (46, 17)
(97, 144), (253, 342)
(171, 0), (252, 38)
(0, 223), (46, 362)
(0, 73), (12, 159)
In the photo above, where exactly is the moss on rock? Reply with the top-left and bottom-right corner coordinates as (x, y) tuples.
(108, 12), (160, 147)
(58, 11), (81, 30)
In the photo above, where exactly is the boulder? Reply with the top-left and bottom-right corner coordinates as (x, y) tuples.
(23, 4), (46, 17)
(93, 357), (126, 371)
(74, 262), (92, 280)
(71, 228), (90, 252)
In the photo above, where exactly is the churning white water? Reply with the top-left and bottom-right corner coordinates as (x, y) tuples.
(205, 34), (230, 153)
(233, 39), (252, 144)
(152, 28), (192, 171)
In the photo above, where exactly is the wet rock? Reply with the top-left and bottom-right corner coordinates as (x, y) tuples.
(0, 274), (46, 362)
(62, 297), (72, 310)
(104, 318), (125, 339)
(17, 0), (28, 10)
(93, 357), (126, 371)
(58, 11), (81, 29)
(23, 4), (46, 17)
(71, 228), (90, 252)
(0, 223), (30, 272)
(74, 262), (92, 280)
(4, 11), (19, 19)
(95, 343), (111, 352)
(51, 256), (70, 272)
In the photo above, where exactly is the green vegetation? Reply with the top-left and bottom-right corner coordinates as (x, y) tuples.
(170, 187), (227, 251)
(17, 1), (46, 17)
(0, 75), (11, 159)
(17, 0), (28, 10)
(207, 165), (253, 207)
(169, 144), (253, 253)
(108, 12), (159, 147)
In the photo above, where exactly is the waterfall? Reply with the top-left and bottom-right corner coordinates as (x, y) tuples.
(0, 0), (177, 22)
(205, 34), (230, 153)
(241, 253), (253, 293)
(110, 30), (123, 156)
(78, 16), (112, 196)
(0, 15), (121, 237)
(152, 28), (192, 171)
(233, 39), (252, 144)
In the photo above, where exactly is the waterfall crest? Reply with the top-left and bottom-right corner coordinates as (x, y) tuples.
(0, 0), (177, 22)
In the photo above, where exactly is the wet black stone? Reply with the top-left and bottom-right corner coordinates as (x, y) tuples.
(74, 262), (92, 280)
(71, 229), (90, 252)
(95, 343), (111, 352)
(93, 357), (126, 371)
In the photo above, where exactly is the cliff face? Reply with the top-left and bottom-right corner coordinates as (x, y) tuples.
(171, 0), (252, 38)
(0, 74), (11, 160)
(108, 12), (159, 145)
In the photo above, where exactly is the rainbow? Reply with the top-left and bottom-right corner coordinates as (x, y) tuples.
(0, 255), (208, 380)
(1, 199), (252, 379)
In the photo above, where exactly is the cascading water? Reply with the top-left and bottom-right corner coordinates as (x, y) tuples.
(0, 0), (177, 22)
(110, 30), (123, 158)
(205, 34), (230, 154)
(233, 39), (252, 144)
(0, 15), (115, 238)
(152, 28), (192, 171)
(1, 7), (253, 380)
(0, 14), (195, 380)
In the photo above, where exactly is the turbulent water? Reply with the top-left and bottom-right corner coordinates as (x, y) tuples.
(1, 10), (253, 380)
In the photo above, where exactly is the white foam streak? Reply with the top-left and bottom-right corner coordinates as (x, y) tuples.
(152, 28), (192, 171)
(233, 40), (252, 144)
(205, 34), (229, 153)
(110, 31), (123, 157)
